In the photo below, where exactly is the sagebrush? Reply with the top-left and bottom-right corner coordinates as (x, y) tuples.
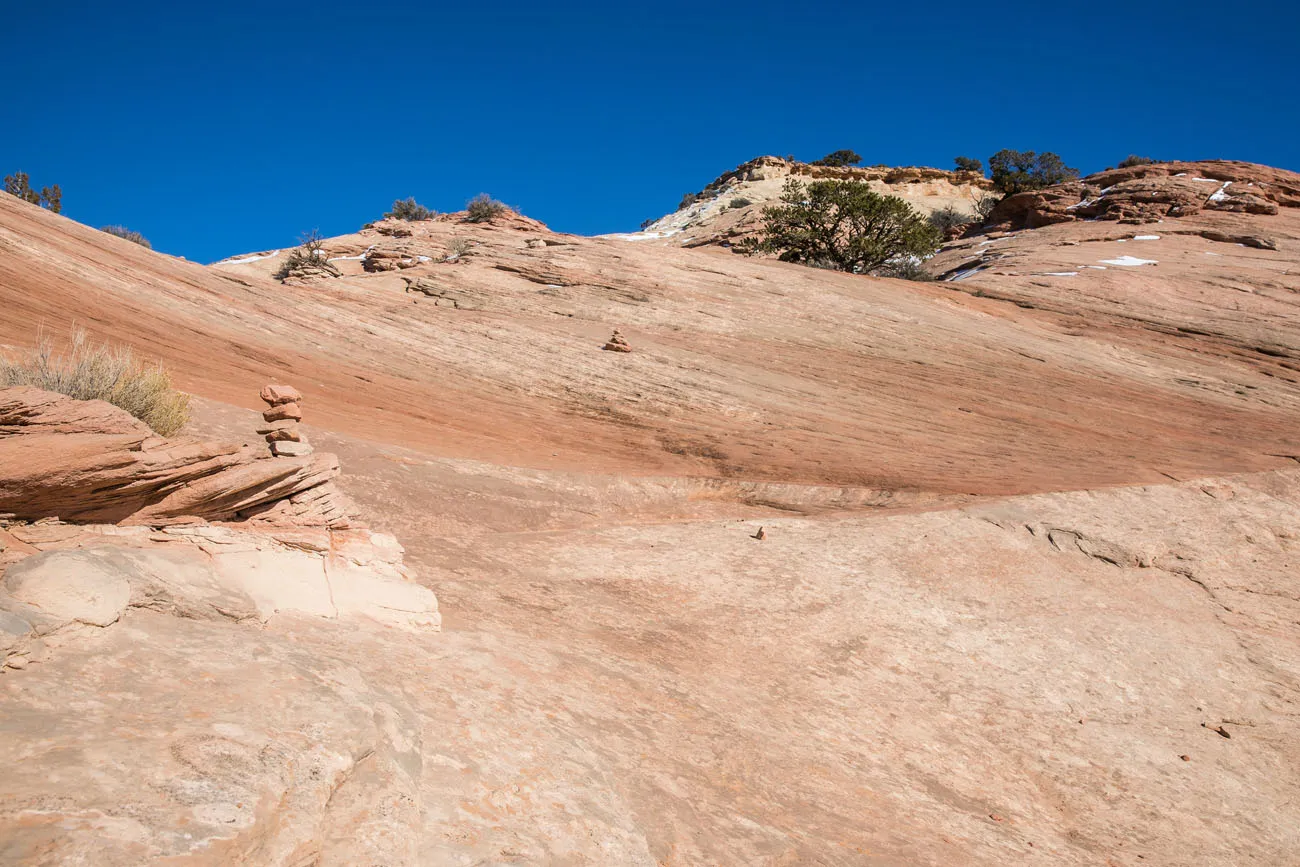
(386, 197), (435, 221)
(1, 330), (190, 435)
(100, 225), (152, 248)
(465, 194), (508, 223)
(274, 229), (339, 281)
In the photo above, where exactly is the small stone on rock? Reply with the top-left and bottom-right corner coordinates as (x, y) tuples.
(260, 384), (302, 406)
(263, 402), (303, 423)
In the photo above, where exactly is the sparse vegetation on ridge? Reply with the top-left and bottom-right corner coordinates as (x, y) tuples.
(100, 225), (151, 248)
(4, 172), (61, 213)
(464, 194), (509, 223)
(988, 150), (1079, 194)
(749, 178), (942, 274)
(275, 229), (340, 281)
(811, 149), (863, 168)
(0, 328), (191, 435)
(386, 197), (436, 221)
(953, 156), (983, 174)
(1118, 155), (1161, 168)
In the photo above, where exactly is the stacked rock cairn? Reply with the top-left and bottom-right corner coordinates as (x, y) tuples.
(602, 329), (631, 352)
(258, 384), (313, 457)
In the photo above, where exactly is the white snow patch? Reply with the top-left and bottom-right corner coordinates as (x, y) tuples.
(1190, 177), (1220, 183)
(1133, 235), (1160, 240)
(1099, 255), (1157, 267)
(1042, 271), (1079, 277)
(417, 255), (432, 262)
(1174, 172), (1188, 177)
(601, 228), (684, 242)
(327, 244), (378, 263)
(216, 249), (281, 266)
(1204, 252), (1221, 256)
(1086, 265), (1107, 270)
(1209, 181), (1232, 202)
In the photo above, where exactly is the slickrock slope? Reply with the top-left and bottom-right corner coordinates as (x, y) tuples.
(1, 159), (1299, 865)
(5, 187), (1299, 497)
(620, 155), (994, 248)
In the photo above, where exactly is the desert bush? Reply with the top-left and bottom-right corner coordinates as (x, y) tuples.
(464, 194), (509, 223)
(0, 329), (190, 435)
(953, 156), (983, 174)
(386, 197), (435, 221)
(879, 257), (934, 282)
(752, 178), (942, 274)
(100, 225), (152, 248)
(4, 172), (61, 213)
(1118, 154), (1160, 168)
(274, 229), (339, 281)
(928, 205), (972, 233)
(988, 149), (1079, 194)
(974, 194), (1002, 221)
(729, 197), (754, 208)
(811, 149), (863, 168)
(677, 192), (701, 211)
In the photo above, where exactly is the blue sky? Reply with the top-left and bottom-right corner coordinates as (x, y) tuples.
(5, 0), (1297, 263)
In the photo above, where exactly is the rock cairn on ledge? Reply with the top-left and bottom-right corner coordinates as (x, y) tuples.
(602, 329), (632, 353)
(257, 384), (313, 457)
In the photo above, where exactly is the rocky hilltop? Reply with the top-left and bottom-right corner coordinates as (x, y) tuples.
(1, 157), (1299, 864)
(619, 155), (994, 249)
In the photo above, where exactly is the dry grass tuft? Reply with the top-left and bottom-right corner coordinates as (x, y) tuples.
(1, 329), (191, 435)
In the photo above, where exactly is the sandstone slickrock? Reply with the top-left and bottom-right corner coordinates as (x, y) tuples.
(0, 387), (354, 527)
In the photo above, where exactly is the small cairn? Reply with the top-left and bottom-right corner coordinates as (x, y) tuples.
(257, 384), (313, 457)
(753, 526), (766, 541)
(602, 329), (632, 353)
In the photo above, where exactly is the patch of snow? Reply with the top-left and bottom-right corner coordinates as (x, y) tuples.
(1204, 252), (1221, 256)
(1208, 181), (1232, 202)
(1190, 177), (1219, 183)
(1133, 235), (1160, 240)
(1099, 255), (1157, 267)
(1174, 172), (1188, 177)
(601, 228), (684, 242)
(1086, 265), (1107, 270)
(417, 255), (432, 262)
(1042, 271), (1079, 277)
(327, 244), (378, 263)
(1066, 199), (1094, 211)
(216, 249), (281, 266)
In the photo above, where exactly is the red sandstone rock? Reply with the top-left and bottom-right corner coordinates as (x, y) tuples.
(0, 388), (358, 528)
(263, 402), (303, 422)
(260, 384), (302, 406)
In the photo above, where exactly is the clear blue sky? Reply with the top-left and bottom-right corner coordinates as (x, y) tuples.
(5, 0), (1297, 263)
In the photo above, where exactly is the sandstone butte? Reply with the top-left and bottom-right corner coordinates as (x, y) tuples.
(0, 156), (1298, 865)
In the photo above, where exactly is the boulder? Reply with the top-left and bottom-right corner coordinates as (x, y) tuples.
(270, 440), (314, 458)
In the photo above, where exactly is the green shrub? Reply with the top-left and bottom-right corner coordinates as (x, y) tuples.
(1118, 155), (1160, 168)
(1, 329), (191, 435)
(928, 205), (972, 233)
(386, 197), (435, 221)
(988, 150), (1079, 194)
(811, 149), (863, 168)
(729, 197), (754, 208)
(464, 193), (509, 223)
(752, 178), (943, 274)
(100, 225), (151, 248)
(4, 172), (61, 213)
(953, 156), (983, 174)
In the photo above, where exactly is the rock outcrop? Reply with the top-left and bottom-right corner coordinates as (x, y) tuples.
(986, 160), (1300, 229)
(0, 387), (358, 527)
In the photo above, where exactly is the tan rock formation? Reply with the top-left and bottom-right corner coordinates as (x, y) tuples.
(259, 384), (312, 456)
